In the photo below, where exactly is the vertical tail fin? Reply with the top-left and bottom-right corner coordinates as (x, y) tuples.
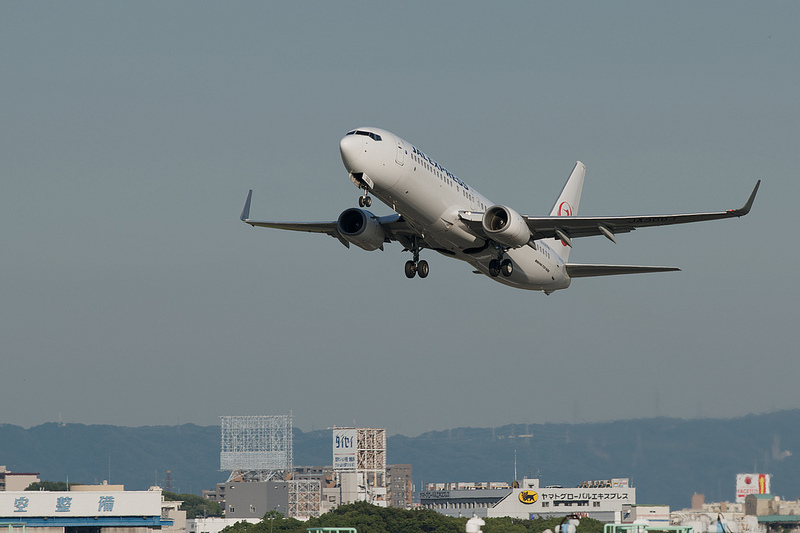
(544, 161), (585, 262)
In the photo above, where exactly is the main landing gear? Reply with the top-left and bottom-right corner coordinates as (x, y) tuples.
(404, 235), (429, 279)
(358, 188), (372, 207)
(488, 244), (513, 278)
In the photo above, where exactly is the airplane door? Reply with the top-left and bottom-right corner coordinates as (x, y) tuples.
(395, 141), (405, 166)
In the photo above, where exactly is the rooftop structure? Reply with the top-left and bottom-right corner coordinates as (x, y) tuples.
(332, 428), (387, 507)
(220, 414), (293, 482)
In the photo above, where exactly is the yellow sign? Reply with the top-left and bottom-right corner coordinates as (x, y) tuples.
(519, 490), (538, 504)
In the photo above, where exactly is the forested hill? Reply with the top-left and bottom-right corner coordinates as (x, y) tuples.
(1, 410), (799, 511)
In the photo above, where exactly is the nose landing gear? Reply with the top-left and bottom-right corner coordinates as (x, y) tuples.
(358, 188), (372, 207)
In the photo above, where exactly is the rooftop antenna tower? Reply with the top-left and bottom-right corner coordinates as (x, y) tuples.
(220, 413), (293, 482)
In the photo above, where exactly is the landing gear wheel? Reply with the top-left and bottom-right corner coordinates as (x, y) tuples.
(358, 188), (372, 208)
(417, 260), (429, 278)
(404, 236), (428, 279)
(501, 259), (513, 277)
(489, 259), (501, 277)
(405, 260), (417, 278)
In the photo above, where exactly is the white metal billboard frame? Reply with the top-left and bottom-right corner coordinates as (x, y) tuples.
(220, 414), (293, 480)
(356, 427), (386, 472)
(288, 478), (321, 519)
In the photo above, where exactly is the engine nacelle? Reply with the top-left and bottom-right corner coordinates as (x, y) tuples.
(337, 208), (385, 251)
(482, 205), (531, 248)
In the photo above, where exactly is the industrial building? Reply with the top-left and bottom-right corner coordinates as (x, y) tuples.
(420, 477), (635, 521)
(209, 417), (412, 519)
(207, 463), (413, 519)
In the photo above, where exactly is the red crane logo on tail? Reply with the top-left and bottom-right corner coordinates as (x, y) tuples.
(558, 202), (573, 246)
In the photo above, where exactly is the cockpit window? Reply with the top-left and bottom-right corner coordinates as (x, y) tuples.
(346, 130), (382, 141)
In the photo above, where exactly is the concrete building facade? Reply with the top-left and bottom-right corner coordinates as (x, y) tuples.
(385, 465), (413, 510)
(220, 481), (289, 519)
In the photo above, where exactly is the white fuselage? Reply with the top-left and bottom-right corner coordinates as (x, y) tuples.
(339, 128), (571, 291)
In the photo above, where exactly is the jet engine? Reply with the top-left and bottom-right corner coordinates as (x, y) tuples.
(337, 208), (386, 251)
(482, 205), (531, 248)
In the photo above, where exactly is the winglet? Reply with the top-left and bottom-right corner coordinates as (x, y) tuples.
(729, 180), (760, 217)
(240, 189), (253, 222)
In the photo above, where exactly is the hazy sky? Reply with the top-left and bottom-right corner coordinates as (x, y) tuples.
(3, 2), (798, 437)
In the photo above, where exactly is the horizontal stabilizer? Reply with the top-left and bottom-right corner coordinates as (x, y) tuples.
(566, 263), (680, 278)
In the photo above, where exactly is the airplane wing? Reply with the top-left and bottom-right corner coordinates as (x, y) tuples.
(459, 180), (760, 246)
(565, 264), (680, 278)
(239, 190), (424, 249)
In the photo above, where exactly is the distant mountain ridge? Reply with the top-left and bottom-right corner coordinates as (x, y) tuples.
(2, 410), (798, 511)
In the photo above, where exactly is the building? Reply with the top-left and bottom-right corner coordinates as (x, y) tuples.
(621, 504), (669, 526)
(187, 518), (259, 533)
(0, 487), (175, 533)
(0, 466), (40, 492)
(386, 465), (413, 510)
(69, 483), (125, 493)
(332, 428), (387, 507)
(218, 480), (290, 519)
(671, 506), (760, 533)
(211, 421), (402, 519)
(160, 495), (187, 533)
(420, 478), (635, 521)
(744, 494), (800, 529)
(212, 463), (411, 519)
(420, 482), (511, 517)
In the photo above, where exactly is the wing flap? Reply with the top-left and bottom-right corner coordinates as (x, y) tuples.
(566, 263), (680, 278)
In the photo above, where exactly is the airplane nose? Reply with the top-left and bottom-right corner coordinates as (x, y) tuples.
(339, 134), (363, 170)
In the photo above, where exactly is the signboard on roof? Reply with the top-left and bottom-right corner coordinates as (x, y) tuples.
(333, 428), (357, 471)
(736, 473), (771, 503)
(0, 491), (162, 517)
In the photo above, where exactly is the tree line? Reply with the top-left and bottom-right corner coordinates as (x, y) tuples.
(222, 501), (605, 533)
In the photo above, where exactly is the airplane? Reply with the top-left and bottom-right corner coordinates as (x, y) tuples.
(240, 127), (759, 293)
